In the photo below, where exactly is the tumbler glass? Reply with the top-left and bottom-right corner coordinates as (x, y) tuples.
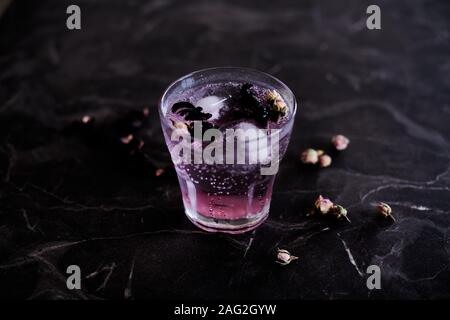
(159, 67), (297, 233)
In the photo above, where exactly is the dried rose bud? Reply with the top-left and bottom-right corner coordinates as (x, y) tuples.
(138, 140), (145, 149)
(319, 154), (332, 168)
(273, 98), (288, 115)
(81, 115), (92, 124)
(266, 89), (280, 102)
(300, 148), (319, 164)
(331, 205), (351, 222)
(142, 107), (150, 117)
(155, 168), (165, 177)
(332, 134), (350, 151)
(276, 249), (298, 266)
(314, 195), (334, 214)
(316, 149), (325, 157)
(121, 134), (134, 144)
(173, 121), (188, 131)
(267, 90), (288, 115)
(376, 202), (395, 222)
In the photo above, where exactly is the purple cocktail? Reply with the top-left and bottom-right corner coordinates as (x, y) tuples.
(159, 68), (297, 233)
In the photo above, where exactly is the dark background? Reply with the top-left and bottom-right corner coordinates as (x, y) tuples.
(0, 0), (449, 299)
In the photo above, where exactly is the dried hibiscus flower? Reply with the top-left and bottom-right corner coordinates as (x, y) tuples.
(172, 102), (212, 121)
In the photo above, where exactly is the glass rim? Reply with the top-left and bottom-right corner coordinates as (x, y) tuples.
(161, 66), (296, 107)
(159, 67), (298, 135)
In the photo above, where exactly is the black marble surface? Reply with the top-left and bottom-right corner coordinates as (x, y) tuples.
(0, 0), (449, 300)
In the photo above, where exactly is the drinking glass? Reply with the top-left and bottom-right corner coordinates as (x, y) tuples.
(159, 67), (297, 233)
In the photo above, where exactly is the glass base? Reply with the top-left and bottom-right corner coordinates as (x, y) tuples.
(184, 204), (269, 234)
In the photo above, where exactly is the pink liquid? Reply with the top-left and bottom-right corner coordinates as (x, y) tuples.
(177, 162), (275, 215)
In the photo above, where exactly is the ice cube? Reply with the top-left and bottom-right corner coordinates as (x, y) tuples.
(196, 95), (225, 121)
(230, 122), (270, 164)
